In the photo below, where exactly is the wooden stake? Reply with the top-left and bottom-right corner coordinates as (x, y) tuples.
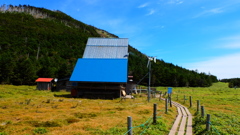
(165, 98), (168, 114)
(197, 100), (200, 114)
(127, 116), (132, 135)
(153, 103), (157, 124)
(201, 106), (205, 118)
(189, 96), (192, 108)
(206, 114), (211, 131)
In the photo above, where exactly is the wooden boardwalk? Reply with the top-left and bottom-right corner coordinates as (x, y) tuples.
(168, 101), (193, 135)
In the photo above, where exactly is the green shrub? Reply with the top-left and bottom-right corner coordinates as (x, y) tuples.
(33, 127), (48, 134)
(74, 112), (98, 119)
(0, 132), (8, 135)
(137, 109), (151, 114)
(66, 118), (80, 124)
(28, 120), (64, 127)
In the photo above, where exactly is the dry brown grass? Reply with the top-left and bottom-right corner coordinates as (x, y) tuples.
(0, 85), (177, 135)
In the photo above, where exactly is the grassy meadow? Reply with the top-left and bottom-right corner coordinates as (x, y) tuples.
(161, 82), (240, 135)
(0, 85), (176, 135)
(0, 82), (239, 135)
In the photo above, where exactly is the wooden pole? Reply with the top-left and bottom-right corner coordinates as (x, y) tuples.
(165, 98), (168, 114)
(201, 106), (205, 118)
(153, 103), (157, 124)
(147, 61), (151, 102)
(127, 116), (132, 135)
(169, 95), (172, 107)
(183, 95), (186, 104)
(189, 96), (192, 108)
(206, 114), (211, 131)
(197, 100), (200, 114)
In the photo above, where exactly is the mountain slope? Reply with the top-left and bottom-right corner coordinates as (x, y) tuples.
(0, 5), (218, 86)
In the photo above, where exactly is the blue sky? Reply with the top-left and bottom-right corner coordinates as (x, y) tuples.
(3, 0), (240, 79)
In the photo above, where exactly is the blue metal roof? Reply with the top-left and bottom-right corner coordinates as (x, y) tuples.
(70, 58), (128, 83)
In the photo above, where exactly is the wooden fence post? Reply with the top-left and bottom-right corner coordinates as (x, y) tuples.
(153, 103), (157, 124)
(201, 106), (205, 118)
(197, 100), (200, 114)
(184, 95), (186, 104)
(169, 95), (172, 107)
(168, 94), (170, 103)
(127, 116), (132, 135)
(159, 91), (162, 101)
(189, 96), (192, 108)
(165, 98), (168, 114)
(206, 114), (211, 131)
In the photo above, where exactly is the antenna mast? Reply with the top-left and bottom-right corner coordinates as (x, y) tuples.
(147, 56), (156, 102)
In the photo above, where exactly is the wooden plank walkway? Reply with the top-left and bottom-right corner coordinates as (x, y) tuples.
(168, 101), (193, 135)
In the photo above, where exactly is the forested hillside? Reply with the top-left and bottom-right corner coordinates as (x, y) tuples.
(220, 78), (240, 88)
(0, 5), (218, 86)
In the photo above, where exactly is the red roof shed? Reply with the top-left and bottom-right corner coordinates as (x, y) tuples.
(36, 78), (54, 82)
(35, 78), (54, 90)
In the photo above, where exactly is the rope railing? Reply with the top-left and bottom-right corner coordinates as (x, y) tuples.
(208, 121), (221, 135)
(123, 104), (163, 135)
(123, 116), (162, 135)
(123, 116), (152, 135)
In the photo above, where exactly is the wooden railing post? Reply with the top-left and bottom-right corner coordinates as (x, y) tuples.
(206, 114), (211, 131)
(189, 96), (192, 107)
(184, 95), (186, 104)
(201, 106), (205, 118)
(197, 100), (200, 114)
(165, 98), (168, 114)
(169, 95), (172, 107)
(153, 103), (157, 124)
(127, 116), (132, 135)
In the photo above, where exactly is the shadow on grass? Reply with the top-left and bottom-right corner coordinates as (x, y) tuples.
(54, 94), (72, 98)
(53, 93), (118, 100)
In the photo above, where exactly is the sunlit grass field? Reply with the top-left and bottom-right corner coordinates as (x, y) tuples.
(159, 82), (240, 135)
(0, 85), (176, 135)
(1, 82), (239, 135)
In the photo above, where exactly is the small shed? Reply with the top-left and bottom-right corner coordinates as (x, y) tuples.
(35, 78), (54, 90)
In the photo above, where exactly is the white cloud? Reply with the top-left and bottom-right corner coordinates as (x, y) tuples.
(146, 9), (155, 15)
(220, 35), (240, 40)
(152, 25), (165, 29)
(185, 53), (240, 79)
(167, 0), (184, 5)
(194, 7), (224, 18)
(209, 8), (223, 13)
(138, 3), (149, 8)
(221, 42), (240, 49)
(106, 19), (123, 27)
(218, 35), (240, 49)
(177, 1), (183, 5)
(81, 0), (100, 5)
